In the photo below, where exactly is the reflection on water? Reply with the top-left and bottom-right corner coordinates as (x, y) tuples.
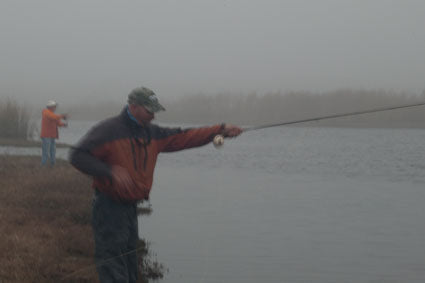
(2, 124), (425, 282)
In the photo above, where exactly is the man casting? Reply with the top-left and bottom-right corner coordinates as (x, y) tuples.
(70, 87), (242, 282)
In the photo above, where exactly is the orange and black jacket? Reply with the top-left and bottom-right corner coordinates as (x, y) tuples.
(70, 108), (224, 202)
(41, 108), (66, 139)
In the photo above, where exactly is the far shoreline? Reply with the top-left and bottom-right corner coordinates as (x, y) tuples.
(0, 138), (71, 148)
(3, 123), (425, 150)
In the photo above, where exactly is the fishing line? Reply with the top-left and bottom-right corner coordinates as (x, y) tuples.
(60, 245), (146, 281)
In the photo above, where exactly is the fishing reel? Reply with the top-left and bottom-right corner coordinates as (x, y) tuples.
(213, 135), (224, 148)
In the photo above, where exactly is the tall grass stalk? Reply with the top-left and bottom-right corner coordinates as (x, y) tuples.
(0, 98), (35, 139)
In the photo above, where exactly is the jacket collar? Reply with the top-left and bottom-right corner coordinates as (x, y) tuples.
(126, 105), (142, 126)
(120, 107), (140, 128)
(120, 107), (153, 134)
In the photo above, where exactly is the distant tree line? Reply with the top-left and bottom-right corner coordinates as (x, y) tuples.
(3, 89), (423, 141)
(57, 89), (425, 128)
(61, 100), (123, 121)
(158, 89), (425, 127)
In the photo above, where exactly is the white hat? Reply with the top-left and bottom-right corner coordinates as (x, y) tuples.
(46, 100), (57, 107)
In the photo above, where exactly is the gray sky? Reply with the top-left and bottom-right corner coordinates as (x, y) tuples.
(1, 0), (424, 107)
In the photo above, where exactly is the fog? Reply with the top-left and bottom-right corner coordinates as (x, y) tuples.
(2, 3), (425, 281)
(1, 0), (425, 109)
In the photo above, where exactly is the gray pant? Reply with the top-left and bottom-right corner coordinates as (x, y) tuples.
(92, 190), (139, 283)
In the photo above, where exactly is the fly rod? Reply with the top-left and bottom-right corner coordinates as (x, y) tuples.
(243, 101), (425, 132)
(212, 101), (425, 147)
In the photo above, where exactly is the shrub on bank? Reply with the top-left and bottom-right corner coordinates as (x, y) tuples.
(0, 98), (35, 139)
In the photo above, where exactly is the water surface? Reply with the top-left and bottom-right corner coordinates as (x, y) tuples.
(2, 123), (425, 282)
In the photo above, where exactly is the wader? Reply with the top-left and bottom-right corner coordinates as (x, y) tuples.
(92, 190), (139, 283)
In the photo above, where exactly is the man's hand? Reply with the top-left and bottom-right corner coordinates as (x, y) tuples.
(222, 124), (243, 138)
(111, 165), (135, 199)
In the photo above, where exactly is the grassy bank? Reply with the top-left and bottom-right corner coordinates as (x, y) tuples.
(0, 156), (163, 283)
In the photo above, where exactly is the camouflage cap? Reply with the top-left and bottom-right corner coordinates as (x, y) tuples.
(128, 87), (165, 113)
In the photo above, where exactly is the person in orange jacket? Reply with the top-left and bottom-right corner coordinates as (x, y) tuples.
(40, 100), (67, 166)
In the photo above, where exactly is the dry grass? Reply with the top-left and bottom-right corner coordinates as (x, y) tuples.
(0, 156), (164, 283)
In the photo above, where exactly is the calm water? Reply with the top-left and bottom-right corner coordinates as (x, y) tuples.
(2, 122), (425, 282)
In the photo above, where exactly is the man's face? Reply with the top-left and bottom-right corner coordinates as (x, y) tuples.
(128, 104), (154, 124)
(48, 106), (57, 112)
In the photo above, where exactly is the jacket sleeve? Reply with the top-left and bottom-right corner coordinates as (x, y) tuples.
(68, 123), (112, 179)
(43, 110), (66, 127)
(156, 124), (224, 152)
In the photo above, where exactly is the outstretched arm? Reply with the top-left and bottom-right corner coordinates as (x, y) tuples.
(157, 123), (242, 152)
(43, 110), (67, 127)
(222, 124), (243, 138)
